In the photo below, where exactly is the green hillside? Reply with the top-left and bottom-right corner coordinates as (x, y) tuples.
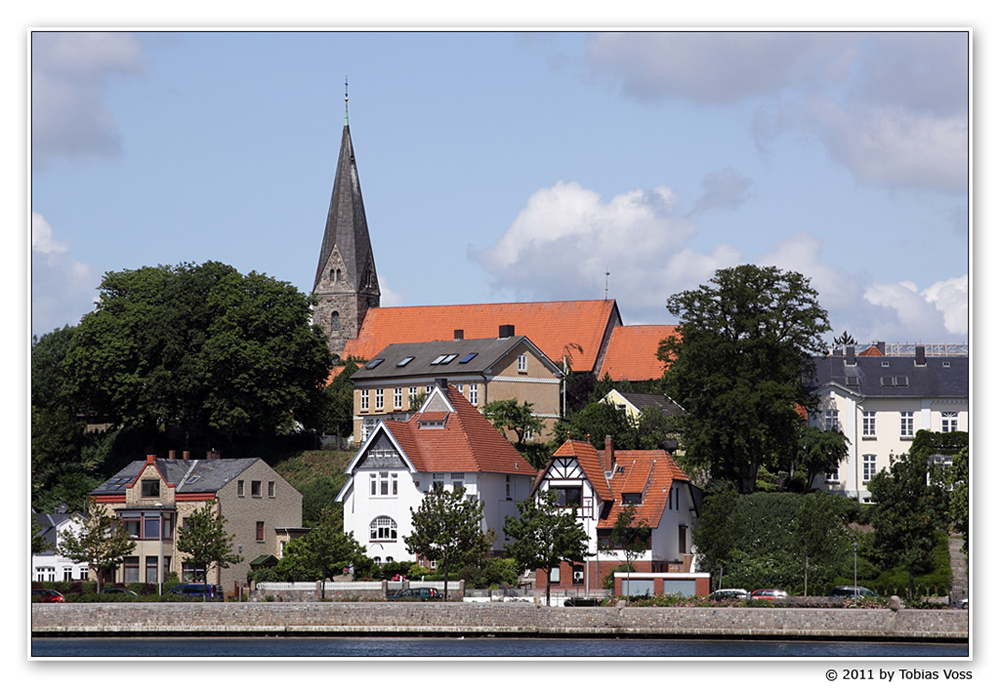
(272, 449), (354, 528)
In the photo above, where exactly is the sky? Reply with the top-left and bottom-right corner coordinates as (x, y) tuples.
(29, 29), (971, 349)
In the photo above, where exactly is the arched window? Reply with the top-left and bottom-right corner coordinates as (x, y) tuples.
(370, 516), (397, 542)
(331, 311), (340, 331)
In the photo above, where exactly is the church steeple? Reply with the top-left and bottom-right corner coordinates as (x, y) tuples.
(312, 81), (380, 358)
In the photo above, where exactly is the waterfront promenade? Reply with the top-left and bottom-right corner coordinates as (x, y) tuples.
(31, 602), (968, 642)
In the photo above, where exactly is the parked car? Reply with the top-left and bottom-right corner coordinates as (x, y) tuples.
(31, 588), (65, 603)
(710, 588), (749, 601)
(829, 585), (878, 598)
(101, 587), (139, 597)
(959, 598), (968, 609)
(169, 583), (224, 601)
(388, 587), (443, 601)
(750, 589), (789, 600)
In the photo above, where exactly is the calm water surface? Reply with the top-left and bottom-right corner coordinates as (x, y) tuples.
(31, 637), (969, 658)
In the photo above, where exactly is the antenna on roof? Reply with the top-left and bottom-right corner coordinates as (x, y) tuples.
(344, 76), (349, 125)
(605, 270), (610, 300)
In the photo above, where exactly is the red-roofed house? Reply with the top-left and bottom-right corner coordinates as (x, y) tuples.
(341, 300), (622, 376)
(598, 324), (679, 381)
(529, 437), (703, 595)
(336, 381), (538, 565)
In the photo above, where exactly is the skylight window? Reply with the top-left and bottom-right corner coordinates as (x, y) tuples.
(430, 355), (448, 365)
(440, 354), (458, 364)
(396, 357), (414, 367)
(459, 353), (478, 364)
(365, 358), (385, 370)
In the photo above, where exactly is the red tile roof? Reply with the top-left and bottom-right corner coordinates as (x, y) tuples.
(341, 300), (621, 373)
(386, 386), (537, 476)
(598, 324), (679, 381)
(599, 449), (689, 529)
(551, 440), (613, 502)
(859, 345), (884, 356)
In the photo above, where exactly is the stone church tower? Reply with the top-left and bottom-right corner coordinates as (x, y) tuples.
(312, 91), (380, 359)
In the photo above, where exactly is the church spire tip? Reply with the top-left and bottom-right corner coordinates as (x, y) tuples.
(344, 76), (349, 126)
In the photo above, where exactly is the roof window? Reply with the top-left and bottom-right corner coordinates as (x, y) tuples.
(432, 354), (458, 365)
(396, 356), (414, 367)
(459, 353), (478, 364)
(366, 358), (385, 370)
(430, 355), (447, 365)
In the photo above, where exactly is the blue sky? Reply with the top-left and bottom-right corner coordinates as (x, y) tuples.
(30, 29), (970, 348)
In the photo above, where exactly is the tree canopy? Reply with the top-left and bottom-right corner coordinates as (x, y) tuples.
(176, 500), (241, 595)
(62, 261), (333, 445)
(659, 264), (830, 493)
(503, 490), (590, 606)
(403, 486), (492, 600)
(57, 500), (135, 593)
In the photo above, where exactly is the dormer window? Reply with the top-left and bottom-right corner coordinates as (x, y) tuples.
(622, 492), (642, 504)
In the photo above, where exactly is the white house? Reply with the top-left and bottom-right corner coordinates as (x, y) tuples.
(806, 344), (969, 501)
(530, 436), (702, 595)
(336, 380), (538, 565)
(32, 507), (89, 582)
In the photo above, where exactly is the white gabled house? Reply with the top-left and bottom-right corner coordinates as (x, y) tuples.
(32, 507), (89, 583)
(336, 379), (538, 566)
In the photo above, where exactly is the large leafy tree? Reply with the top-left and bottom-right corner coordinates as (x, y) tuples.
(867, 447), (950, 599)
(176, 500), (241, 598)
(280, 511), (365, 597)
(482, 399), (543, 446)
(57, 500), (135, 593)
(503, 490), (590, 607)
(63, 261), (333, 446)
(659, 265), (830, 493)
(795, 424), (850, 490)
(792, 492), (850, 596)
(403, 486), (492, 601)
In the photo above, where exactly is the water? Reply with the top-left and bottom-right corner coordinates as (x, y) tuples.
(31, 636), (969, 658)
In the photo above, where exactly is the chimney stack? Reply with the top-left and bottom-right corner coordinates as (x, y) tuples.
(605, 435), (615, 465)
(915, 345), (926, 366)
(454, 329), (464, 340)
(846, 346), (856, 366)
(499, 324), (515, 338)
(877, 341), (886, 356)
(145, 454), (156, 465)
(435, 377), (448, 390)
(183, 451), (191, 461)
(207, 449), (220, 460)
(168, 450), (176, 459)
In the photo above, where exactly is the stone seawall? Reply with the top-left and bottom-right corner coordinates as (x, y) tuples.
(31, 603), (968, 642)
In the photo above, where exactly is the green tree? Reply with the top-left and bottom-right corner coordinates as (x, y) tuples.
(795, 424), (850, 490)
(503, 490), (590, 607)
(63, 261), (333, 447)
(691, 481), (744, 584)
(601, 504), (650, 601)
(403, 486), (492, 601)
(284, 511), (365, 598)
(57, 500), (135, 593)
(659, 265), (830, 493)
(482, 399), (543, 446)
(949, 446), (969, 554)
(176, 501), (241, 598)
(867, 450), (949, 599)
(792, 492), (850, 596)
(832, 330), (858, 349)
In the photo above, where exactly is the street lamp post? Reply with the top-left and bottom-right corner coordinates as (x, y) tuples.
(237, 545), (243, 602)
(853, 540), (858, 599)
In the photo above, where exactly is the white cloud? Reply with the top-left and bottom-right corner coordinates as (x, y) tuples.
(756, 231), (862, 312)
(862, 275), (968, 341)
(31, 32), (144, 171)
(690, 168), (755, 215)
(30, 212), (100, 336)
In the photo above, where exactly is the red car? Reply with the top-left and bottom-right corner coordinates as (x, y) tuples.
(32, 588), (65, 603)
(750, 589), (789, 601)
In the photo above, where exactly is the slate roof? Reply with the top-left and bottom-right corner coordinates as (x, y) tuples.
(616, 391), (684, 417)
(374, 385), (537, 476)
(91, 457), (261, 498)
(32, 509), (78, 553)
(340, 300), (622, 374)
(349, 335), (560, 382)
(313, 122), (377, 293)
(806, 353), (968, 399)
(598, 324), (679, 381)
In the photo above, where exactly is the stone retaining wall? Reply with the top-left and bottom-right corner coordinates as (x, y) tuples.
(31, 602), (968, 641)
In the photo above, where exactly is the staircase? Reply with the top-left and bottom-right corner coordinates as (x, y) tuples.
(948, 533), (968, 605)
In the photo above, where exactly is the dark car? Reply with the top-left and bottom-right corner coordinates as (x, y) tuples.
(101, 587), (139, 597)
(750, 589), (789, 600)
(388, 587), (443, 601)
(31, 588), (65, 603)
(169, 583), (224, 601)
(829, 585), (878, 598)
(710, 588), (749, 601)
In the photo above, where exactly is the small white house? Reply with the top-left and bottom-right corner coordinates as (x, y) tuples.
(336, 380), (538, 566)
(32, 507), (89, 582)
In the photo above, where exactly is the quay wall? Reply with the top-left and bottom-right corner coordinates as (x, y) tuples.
(31, 602), (968, 641)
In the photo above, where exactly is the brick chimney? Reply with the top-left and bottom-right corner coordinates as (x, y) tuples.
(207, 449), (221, 459)
(183, 451), (191, 461)
(168, 450), (176, 459)
(605, 435), (615, 466)
(145, 454), (156, 465)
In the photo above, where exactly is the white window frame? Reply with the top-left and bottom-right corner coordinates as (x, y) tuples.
(393, 387), (403, 409)
(862, 410), (876, 438)
(942, 411), (959, 433)
(469, 383), (478, 405)
(862, 454), (877, 483)
(824, 409), (840, 432)
(900, 411), (915, 438)
(517, 354), (528, 372)
(361, 389), (369, 412)
(375, 388), (384, 410)
(370, 516), (398, 542)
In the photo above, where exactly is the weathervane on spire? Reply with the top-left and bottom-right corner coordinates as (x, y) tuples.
(605, 270), (610, 300)
(344, 76), (349, 125)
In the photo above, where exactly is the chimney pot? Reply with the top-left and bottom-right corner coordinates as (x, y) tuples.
(168, 450), (176, 459)
(183, 451), (191, 461)
(145, 454), (156, 464)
